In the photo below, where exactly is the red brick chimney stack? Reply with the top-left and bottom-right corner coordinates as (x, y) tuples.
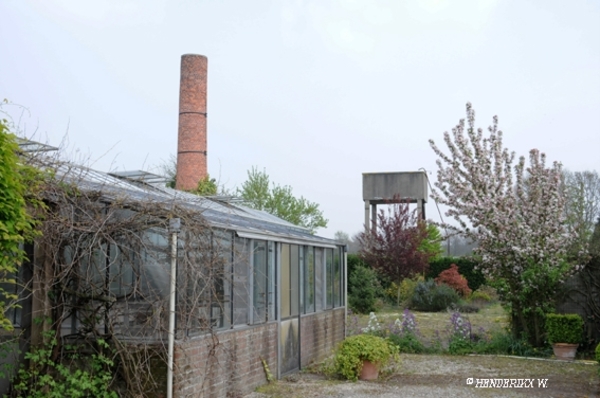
(176, 54), (208, 191)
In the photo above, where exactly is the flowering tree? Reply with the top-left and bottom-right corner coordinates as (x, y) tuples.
(429, 103), (585, 345)
(357, 196), (432, 306)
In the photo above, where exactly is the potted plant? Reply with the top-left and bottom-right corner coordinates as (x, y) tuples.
(334, 334), (398, 381)
(545, 313), (583, 361)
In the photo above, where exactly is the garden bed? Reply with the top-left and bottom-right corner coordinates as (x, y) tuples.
(347, 304), (508, 343)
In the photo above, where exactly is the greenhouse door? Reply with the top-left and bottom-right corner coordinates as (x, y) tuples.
(279, 244), (301, 376)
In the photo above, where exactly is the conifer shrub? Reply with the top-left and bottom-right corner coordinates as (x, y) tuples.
(348, 266), (381, 314)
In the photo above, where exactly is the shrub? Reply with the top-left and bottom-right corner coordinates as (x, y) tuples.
(471, 330), (544, 357)
(388, 333), (425, 354)
(545, 314), (584, 344)
(596, 343), (600, 374)
(334, 334), (398, 381)
(348, 266), (381, 314)
(409, 279), (459, 312)
(469, 290), (492, 304)
(474, 285), (499, 301)
(449, 335), (473, 355)
(435, 264), (471, 297)
(347, 253), (367, 278)
(387, 274), (424, 306)
(428, 257), (485, 291)
(13, 337), (117, 398)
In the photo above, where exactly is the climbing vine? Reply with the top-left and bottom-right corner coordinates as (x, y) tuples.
(0, 102), (44, 331)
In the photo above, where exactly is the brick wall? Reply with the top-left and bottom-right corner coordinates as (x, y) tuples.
(174, 322), (277, 398)
(172, 308), (346, 397)
(300, 308), (345, 368)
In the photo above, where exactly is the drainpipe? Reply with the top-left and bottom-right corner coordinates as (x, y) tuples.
(343, 245), (348, 338)
(167, 218), (181, 398)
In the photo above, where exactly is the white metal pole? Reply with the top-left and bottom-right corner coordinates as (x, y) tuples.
(343, 248), (348, 338)
(167, 218), (180, 398)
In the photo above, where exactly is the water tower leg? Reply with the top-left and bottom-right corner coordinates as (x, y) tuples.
(364, 200), (370, 232)
(371, 203), (378, 232)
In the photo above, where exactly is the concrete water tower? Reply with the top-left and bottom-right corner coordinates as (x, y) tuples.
(362, 171), (428, 231)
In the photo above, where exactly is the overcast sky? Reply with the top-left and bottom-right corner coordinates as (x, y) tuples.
(1, 0), (599, 238)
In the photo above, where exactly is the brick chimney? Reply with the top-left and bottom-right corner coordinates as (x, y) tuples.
(176, 54), (207, 191)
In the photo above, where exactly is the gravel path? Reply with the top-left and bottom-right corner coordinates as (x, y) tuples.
(245, 354), (600, 397)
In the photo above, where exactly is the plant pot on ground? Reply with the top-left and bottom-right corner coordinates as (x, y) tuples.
(545, 313), (583, 361)
(334, 334), (398, 381)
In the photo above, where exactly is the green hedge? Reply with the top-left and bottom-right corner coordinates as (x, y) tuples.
(427, 256), (485, 291)
(545, 314), (584, 344)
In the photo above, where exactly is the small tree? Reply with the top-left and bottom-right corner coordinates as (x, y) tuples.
(334, 231), (351, 246)
(429, 103), (586, 345)
(237, 166), (328, 233)
(357, 197), (432, 306)
(563, 170), (600, 257)
(419, 224), (444, 261)
(590, 217), (600, 256)
(158, 154), (225, 195)
(435, 264), (471, 297)
(193, 175), (218, 196)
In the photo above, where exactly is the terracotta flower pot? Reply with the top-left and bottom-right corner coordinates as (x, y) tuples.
(359, 360), (379, 380)
(552, 343), (578, 361)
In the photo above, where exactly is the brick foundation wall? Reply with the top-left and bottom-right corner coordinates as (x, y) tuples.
(174, 322), (277, 398)
(300, 308), (345, 368)
(172, 308), (345, 397)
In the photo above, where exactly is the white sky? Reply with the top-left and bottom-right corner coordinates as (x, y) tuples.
(1, 0), (599, 238)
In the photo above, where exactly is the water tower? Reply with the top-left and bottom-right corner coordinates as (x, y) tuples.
(362, 171), (428, 231)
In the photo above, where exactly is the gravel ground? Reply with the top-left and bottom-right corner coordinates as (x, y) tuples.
(245, 354), (600, 398)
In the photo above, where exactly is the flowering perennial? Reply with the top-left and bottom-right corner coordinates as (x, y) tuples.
(449, 311), (471, 341)
(400, 309), (419, 336)
(362, 312), (382, 335)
